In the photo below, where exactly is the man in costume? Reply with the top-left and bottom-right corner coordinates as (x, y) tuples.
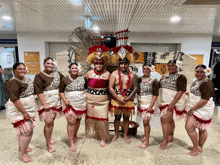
(109, 45), (138, 144)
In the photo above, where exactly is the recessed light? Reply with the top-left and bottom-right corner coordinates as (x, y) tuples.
(2, 16), (12, 21)
(93, 25), (99, 31)
(170, 16), (181, 23)
(69, 0), (82, 4)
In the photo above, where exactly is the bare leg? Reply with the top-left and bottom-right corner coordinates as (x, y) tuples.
(123, 115), (131, 144)
(198, 129), (207, 151)
(74, 118), (81, 143)
(20, 135), (33, 163)
(44, 111), (55, 153)
(185, 117), (202, 156)
(18, 134), (31, 152)
(168, 119), (175, 142)
(112, 115), (121, 142)
(139, 118), (150, 149)
(67, 115), (76, 152)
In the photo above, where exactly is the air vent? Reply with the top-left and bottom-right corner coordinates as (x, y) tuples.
(183, 0), (220, 5)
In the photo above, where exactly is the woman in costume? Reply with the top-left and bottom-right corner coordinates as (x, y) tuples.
(185, 64), (214, 156)
(137, 64), (159, 148)
(0, 65), (8, 110)
(34, 57), (64, 153)
(6, 62), (35, 163)
(158, 60), (187, 150)
(84, 44), (110, 147)
(59, 62), (86, 152)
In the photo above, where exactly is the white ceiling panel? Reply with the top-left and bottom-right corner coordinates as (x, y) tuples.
(0, 0), (220, 35)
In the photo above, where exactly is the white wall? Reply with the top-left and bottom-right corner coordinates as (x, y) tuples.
(128, 32), (213, 66)
(17, 31), (213, 80)
(17, 31), (70, 80)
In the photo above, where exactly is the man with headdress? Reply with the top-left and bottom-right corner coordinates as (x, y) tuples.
(84, 44), (111, 147)
(109, 45), (138, 144)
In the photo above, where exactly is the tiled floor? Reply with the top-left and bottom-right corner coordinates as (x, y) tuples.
(0, 107), (220, 165)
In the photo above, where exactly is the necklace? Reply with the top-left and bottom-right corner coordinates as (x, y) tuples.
(43, 70), (53, 77)
(142, 75), (151, 79)
(118, 68), (131, 96)
(94, 68), (104, 75)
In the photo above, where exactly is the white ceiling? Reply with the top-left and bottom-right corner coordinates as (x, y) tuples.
(1, 0), (220, 36)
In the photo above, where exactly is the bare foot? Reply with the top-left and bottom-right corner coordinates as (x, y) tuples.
(111, 134), (118, 142)
(188, 146), (203, 153)
(70, 145), (76, 152)
(168, 135), (174, 143)
(19, 147), (32, 152)
(47, 144), (56, 153)
(159, 140), (168, 150)
(124, 136), (131, 144)
(21, 154), (32, 163)
(189, 146), (202, 156)
(141, 136), (146, 142)
(139, 140), (149, 149)
(100, 140), (106, 147)
(50, 139), (56, 145)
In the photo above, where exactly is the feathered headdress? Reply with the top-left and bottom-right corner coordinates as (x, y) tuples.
(87, 44), (110, 65)
(112, 29), (134, 65)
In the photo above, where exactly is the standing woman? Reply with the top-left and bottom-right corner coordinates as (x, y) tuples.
(185, 64), (214, 156)
(6, 62), (36, 163)
(158, 60), (187, 150)
(34, 57), (64, 153)
(137, 64), (159, 149)
(59, 63), (87, 152)
(84, 44), (111, 147)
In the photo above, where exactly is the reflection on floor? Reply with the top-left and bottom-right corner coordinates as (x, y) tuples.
(0, 106), (220, 165)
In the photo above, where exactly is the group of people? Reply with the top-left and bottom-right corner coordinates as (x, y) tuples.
(5, 45), (215, 163)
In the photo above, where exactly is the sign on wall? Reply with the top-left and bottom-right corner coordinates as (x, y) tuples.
(24, 52), (40, 74)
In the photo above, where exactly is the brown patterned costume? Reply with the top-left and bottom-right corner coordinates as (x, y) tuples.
(159, 72), (187, 119)
(34, 71), (64, 121)
(137, 76), (159, 119)
(59, 76), (87, 118)
(6, 77), (35, 135)
(187, 78), (214, 129)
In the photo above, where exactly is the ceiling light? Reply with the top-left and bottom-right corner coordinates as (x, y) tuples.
(170, 16), (181, 23)
(69, 0), (82, 4)
(93, 25), (99, 31)
(2, 16), (12, 21)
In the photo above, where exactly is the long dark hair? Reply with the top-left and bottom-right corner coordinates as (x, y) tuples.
(68, 62), (78, 69)
(43, 57), (54, 64)
(13, 62), (26, 73)
(167, 60), (177, 64)
(195, 64), (206, 70)
(143, 63), (152, 68)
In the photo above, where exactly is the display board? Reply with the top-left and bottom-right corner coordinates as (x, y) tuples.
(24, 52), (40, 74)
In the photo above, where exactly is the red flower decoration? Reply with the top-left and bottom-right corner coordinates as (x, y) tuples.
(118, 68), (131, 96)
(112, 45), (133, 54)
(88, 44), (110, 55)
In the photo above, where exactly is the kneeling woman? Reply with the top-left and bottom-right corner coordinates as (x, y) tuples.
(59, 63), (87, 152)
(185, 64), (214, 156)
(137, 64), (159, 148)
(6, 62), (36, 163)
(34, 57), (64, 153)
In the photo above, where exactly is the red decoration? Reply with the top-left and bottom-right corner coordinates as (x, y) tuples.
(118, 68), (131, 96)
(88, 44), (110, 55)
(112, 45), (133, 54)
(94, 68), (104, 75)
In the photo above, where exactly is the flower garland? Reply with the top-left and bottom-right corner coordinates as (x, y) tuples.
(94, 68), (104, 75)
(118, 68), (131, 96)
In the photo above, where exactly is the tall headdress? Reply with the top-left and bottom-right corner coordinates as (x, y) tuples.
(87, 44), (110, 66)
(112, 29), (134, 65)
